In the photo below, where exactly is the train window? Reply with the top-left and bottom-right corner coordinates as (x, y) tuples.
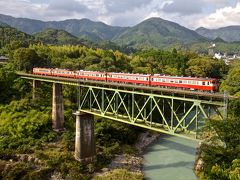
(202, 82), (205, 85)
(179, 80), (182, 83)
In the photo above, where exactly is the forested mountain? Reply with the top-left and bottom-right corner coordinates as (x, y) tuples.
(0, 14), (207, 48)
(0, 21), (9, 27)
(0, 14), (127, 41)
(33, 28), (84, 45)
(113, 17), (207, 49)
(2, 13), (240, 52)
(0, 24), (35, 47)
(196, 26), (240, 42)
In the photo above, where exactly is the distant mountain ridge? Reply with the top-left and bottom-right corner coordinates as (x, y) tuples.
(0, 14), (127, 42)
(196, 26), (240, 42)
(2, 13), (240, 49)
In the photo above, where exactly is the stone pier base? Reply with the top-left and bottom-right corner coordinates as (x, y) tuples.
(74, 111), (96, 164)
(52, 83), (64, 131)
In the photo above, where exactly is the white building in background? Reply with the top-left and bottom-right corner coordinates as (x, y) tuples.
(213, 52), (240, 65)
(214, 53), (223, 60)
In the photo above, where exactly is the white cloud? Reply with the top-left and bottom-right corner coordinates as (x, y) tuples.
(0, 0), (239, 29)
(195, 2), (240, 28)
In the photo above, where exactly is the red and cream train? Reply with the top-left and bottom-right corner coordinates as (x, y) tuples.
(33, 68), (219, 92)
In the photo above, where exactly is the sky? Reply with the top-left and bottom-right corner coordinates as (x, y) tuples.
(0, 0), (239, 29)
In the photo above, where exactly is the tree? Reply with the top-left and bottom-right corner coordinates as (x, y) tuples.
(186, 57), (226, 78)
(13, 48), (41, 72)
(99, 57), (117, 72)
(220, 61), (240, 96)
(198, 99), (240, 179)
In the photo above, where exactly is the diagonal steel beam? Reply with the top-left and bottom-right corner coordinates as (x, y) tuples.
(173, 103), (196, 132)
(152, 97), (171, 131)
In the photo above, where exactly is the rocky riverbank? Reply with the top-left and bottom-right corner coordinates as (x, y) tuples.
(94, 131), (160, 178)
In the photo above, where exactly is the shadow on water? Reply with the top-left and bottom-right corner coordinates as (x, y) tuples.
(144, 161), (194, 171)
(152, 134), (197, 155)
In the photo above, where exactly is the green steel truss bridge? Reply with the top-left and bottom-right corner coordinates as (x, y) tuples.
(18, 72), (229, 140)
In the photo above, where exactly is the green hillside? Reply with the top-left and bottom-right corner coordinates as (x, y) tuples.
(113, 17), (207, 49)
(196, 26), (240, 42)
(33, 28), (84, 45)
(0, 24), (35, 47)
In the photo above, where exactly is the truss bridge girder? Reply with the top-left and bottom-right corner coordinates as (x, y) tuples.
(78, 86), (224, 139)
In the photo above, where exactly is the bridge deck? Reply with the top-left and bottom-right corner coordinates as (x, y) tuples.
(18, 72), (230, 140)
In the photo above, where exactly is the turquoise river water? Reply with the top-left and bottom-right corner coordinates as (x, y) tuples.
(143, 134), (198, 180)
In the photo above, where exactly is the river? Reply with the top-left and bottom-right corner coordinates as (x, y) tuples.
(143, 134), (198, 180)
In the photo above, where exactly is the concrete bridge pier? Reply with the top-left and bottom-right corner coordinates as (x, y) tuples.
(74, 111), (96, 163)
(32, 80), (41, 99)
(52, 83), (64, 131)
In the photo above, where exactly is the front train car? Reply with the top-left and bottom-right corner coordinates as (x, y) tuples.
(150, 75), (218, 91)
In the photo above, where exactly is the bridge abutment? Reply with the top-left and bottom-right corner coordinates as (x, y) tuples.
(32, 80), (41, 99)
(74, 111), (96, 163)
(52, 83), (64, 131)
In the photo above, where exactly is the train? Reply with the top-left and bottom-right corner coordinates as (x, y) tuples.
(33, 68), (219, 92)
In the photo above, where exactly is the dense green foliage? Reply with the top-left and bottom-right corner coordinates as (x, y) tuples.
(197, 60), (240, 179)
(0, 64), (31, 103)
(29, 44), (132, 72)
(220, 61), (240, 96)
(0, 99), (54, 152)
(0, 45), (143, 178)
(0, 98), (141, 179)
(198, 100), (240, 179)
(94, 169), (144, 180)
(185, 56), (227, 78)
(130, 48), (188, 75)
